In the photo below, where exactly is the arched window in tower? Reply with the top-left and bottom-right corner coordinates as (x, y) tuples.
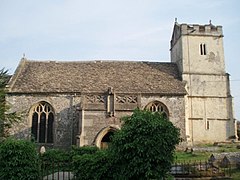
(31, 102), (54, 143)
(200, 43), (207, 55)
(145, 101), (169, 119)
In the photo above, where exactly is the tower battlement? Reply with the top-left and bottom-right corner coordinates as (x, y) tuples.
(171, 22), (223, 50)
(180, 23), (223, 36)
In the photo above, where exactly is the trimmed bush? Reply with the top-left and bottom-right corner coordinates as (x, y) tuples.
(39, 148), (71, 175)
(72, 150), (112, 180)
(40, 146), (99, 162)
(0, 138), (39, 180)
(40, 148), (69, 162)
(70, 145), (99, 157)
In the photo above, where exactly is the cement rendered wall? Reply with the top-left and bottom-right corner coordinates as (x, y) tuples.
(182, 74), (229, 97)
(171, 24), (236, 144)
(181, 35), (236, 143)
(181, 35), (225, 74)
(171, 37), (183, 73)
(188, 96), (235, 143)
(171, 34), (225, 75)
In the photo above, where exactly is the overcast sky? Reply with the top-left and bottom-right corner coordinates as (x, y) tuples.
(0, 0), (239, 119)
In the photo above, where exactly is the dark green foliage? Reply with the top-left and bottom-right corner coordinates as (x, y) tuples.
(40, 148), (71, 175)
(70, 145), (99, 157)
(40, 146), (99, 162)
(0, 138), (39, 180)
(43, 109), (180, 179)
(72, 110), (180, 179)
(39, 146), (99, 177)
(0, 68), (8, 138)
(0, 68), (21, 139)
(40, 148), (69, 162)
(109, 109), (181, 179)
(71, 146), (112, 180)
(0, 68), (9, 88)
(72, 150), (112, 180)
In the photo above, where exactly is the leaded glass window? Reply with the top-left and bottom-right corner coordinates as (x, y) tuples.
(31, 102), (54, 143)
(145, 101), (169, 119)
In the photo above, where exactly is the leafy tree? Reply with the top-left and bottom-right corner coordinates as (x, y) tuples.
(109, 109), (181, 179)
(0, 68), (21, 140)
(0, 138), (39, 180)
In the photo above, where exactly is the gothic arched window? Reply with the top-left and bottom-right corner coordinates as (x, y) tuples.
(31, 102), (54, 143)
(145, 101), (169, 119)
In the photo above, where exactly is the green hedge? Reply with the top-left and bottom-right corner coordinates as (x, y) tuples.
(70, 145), (99, 157)
(72, 150), (112, 180)
(0, 138), (39, 180)
(39, 145), (100, 175)
(40, 145), (99, 162)
(40, 148), (69, 162)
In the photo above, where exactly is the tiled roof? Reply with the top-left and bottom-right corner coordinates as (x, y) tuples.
(7, 59), (186, 95)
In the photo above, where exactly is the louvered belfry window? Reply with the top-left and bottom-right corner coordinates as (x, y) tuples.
(31, 102), (54, 143)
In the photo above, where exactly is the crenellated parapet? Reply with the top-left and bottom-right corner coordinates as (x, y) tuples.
(171, 22), (223, 48)
(180, 23), (223, 36)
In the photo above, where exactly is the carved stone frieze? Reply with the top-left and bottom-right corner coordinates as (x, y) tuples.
(85, 95), (105, 104)
(116, 95), (137, 104)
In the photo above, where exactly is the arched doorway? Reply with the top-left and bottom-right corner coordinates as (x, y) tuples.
(101, 131), (114, 149)
(95, 125), (119, 149)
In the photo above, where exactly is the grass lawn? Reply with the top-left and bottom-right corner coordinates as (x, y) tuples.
(174, 151), (211, 162)
(230, 168), (240, 180)
(174, 144), (240, 179)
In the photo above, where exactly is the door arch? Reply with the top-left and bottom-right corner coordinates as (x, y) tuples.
(95, 125), (119, 149)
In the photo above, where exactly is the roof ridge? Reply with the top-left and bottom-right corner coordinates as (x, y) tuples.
(21, 59), (171, 64)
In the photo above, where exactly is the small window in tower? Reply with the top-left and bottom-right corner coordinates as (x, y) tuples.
(203, 44), (206, 55)
(200, 43), (207, 55)
(206, 120), (210, 130)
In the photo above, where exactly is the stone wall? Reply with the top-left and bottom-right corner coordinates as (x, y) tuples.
(6, 93), (81, 149)
(7, 93), (185, 149)
(141, 95), (186, 139)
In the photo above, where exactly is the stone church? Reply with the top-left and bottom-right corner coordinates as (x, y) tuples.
(6, 22), (236, 149)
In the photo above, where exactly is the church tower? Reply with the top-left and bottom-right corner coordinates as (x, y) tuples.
(170, 21), (236, 144)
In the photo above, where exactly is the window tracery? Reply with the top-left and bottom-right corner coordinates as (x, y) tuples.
(31, 102), (54, 143)
(145, 101), (169, 119)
